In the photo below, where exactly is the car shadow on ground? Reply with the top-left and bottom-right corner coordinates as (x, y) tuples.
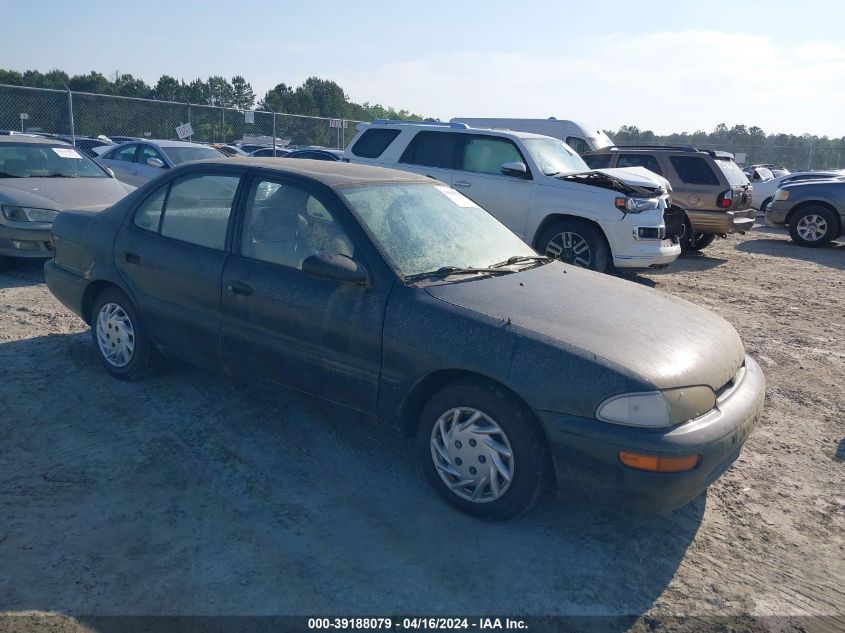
(618, 251), (728, 287)
(0, 257), (47, 288)
(1, 332), (706, 625)
(735, 238), (845, 271)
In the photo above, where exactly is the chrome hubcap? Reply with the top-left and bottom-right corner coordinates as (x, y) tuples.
(96, 302), (135, 368)
(796, 214), (827, 242)
(430, 407), (514, 503)
(546, 232), (591, 267)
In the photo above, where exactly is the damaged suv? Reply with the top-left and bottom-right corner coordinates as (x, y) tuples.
(343, 121), (681, 272)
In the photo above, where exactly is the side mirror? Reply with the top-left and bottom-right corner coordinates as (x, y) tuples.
(501, 161), (529, 178)
(104, 166), (115, 178)
(301, 253), (369, 285)
(146, 157), (166, 169)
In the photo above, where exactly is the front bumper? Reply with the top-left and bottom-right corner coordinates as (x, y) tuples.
(612, 239), (680, 269)
(686, 209), (755, 234)
(537, 355), (766, 512)
(0, 221), (53, 258)
(764, 200), (791, 226)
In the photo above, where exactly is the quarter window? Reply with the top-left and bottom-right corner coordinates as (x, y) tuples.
(617, 154), (662, 175)
(159, 173), (240, 250)
(399, 131), (461, 169)
(240, 178), (354, 270)
(461, 136), (524, 175)
(350, 128), (401, 158)
(133, 187), (166, 232)
(669, 156), (719, 185)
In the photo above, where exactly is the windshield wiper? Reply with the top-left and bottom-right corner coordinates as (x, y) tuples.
(404, 266), (516, 283)
(489, 255), (552, 268)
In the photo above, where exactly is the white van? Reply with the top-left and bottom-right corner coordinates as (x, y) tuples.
(342, 121), (680, 272)
(450, 118), (614, 155)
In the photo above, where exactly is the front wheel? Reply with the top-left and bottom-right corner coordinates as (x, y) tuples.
(90, 287), (156, 380)
(788, 206), (838, 247)
(537, 219), (610, 272)
(417, 381), (548, 520)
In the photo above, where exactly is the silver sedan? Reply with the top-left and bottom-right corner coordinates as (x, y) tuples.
(95, 139), (226, 187)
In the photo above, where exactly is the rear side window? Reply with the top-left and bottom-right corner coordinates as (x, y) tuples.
(565, 136), (590, 155)
(350, 129), (401, 158)
(399, 131), (461, 169)
(669, 156), (719, 185)
(714, 159), (750, 186)
(460, 136), (524, 175)
(617, 153), (662, 175)
(583, 153), (612, 169)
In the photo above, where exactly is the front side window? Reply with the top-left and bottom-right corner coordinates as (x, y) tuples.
(158, 173), (240, 249)
(565, 136), (590, 155)
(399, 131), (461, 169)
(617, 154), (663, 175)
(461, 136), (524, 175)
(240, 178), (354, 270)
(139, 145), (166, 167)
(339, 183), (534, 279)
(669, 156), (719, 185)
(111, 144), (138, 163)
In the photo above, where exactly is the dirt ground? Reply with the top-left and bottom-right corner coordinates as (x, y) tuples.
(0, 225), (843, 632)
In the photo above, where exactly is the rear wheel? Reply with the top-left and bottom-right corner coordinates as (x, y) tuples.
(537, 219), (610, 272)
(682, 221), (717, 252)
(788, 206), (838, 247)
(90, 287), (156, 380)
(417, 381), (548, 520)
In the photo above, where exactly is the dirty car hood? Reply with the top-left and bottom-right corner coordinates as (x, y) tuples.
(425, 262), (744, 391)
(0, 177), (130, 211)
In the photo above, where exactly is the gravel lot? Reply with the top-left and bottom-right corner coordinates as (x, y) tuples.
(0, 226), (842, 632)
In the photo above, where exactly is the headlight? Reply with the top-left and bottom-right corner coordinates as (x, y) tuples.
(614, 197), (658, 214)
(597, 386), (716, 428)
(1, 205), (59, 222)
(773, 189), (790, 202)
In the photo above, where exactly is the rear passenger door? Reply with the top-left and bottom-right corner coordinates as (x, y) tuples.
(453, 134), (534, 238)
(114, 167), (244, 365)
(397, 131), (459, 186)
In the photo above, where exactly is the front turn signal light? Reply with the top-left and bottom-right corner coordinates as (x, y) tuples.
(618, 451), (700, 473)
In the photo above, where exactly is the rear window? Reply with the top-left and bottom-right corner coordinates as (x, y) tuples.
(583, 154), (612, 169)
(669, 156), (719, 185)
(399, 131), (461, 169)
(714, 159), (750, 186)
(350, 128), (401, 158)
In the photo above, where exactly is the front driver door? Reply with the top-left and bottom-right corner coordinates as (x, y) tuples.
(221, 174), (390, 415)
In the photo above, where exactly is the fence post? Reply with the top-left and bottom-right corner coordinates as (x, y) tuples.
(272, 110), (276, 155)
(221, 107), (225, 143)
(65, 86), (75, 143)
(187, 103), (192, 142)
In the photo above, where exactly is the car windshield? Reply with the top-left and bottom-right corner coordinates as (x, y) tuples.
(522, 138), (589, 176)
(715, 159), (750, 186)
(0, 143), (108, 178)
(339, 183), (537, 279)
(161, 146), (225, 165)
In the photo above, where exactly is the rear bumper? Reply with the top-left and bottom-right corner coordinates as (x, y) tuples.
(686, 209), (755, 234)
(0, 222), (53, 258)
(537, 356), (765, 512)
(44, 260), (88, 321)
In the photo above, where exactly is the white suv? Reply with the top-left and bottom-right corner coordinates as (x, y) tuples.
(342, 121), (681, 271)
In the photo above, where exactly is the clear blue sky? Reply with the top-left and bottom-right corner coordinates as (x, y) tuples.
(3, 0), (844, 136)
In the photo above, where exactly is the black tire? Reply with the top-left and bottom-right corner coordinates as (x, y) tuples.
(90, 287), (156, 380)
(416, 380), (549, 520)
(759, 197), (772, 215)
(681, 220), (717, 252)
(788, 205), (838, 247)
(537, 219), (610, 272)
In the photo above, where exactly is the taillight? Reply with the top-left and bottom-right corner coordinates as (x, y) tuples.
(717, 189), (733, 208)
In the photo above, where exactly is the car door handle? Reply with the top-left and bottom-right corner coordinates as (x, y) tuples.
(227, 281), (254, 296)
(453, 181), (471, 188)
(124, 252), (141, 265)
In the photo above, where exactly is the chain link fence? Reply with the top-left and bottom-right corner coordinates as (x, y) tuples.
(0, 83), (364, 149)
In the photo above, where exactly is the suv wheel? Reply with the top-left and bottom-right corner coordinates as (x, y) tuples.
(91, 288), (156, 380)
(683, 232), (716, 251)
(538, 219), (610, 272)
(789, 206), (838, 247)
(417, 381), (548, 520)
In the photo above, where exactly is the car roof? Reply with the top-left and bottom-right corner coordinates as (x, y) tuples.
(194, 157), (433, 187)
(364, 121), (552, 141)
(0, 135), (71, 146)
(135, 139), (209, 148)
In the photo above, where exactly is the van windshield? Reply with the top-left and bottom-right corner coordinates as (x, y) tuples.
(522, 138), (589, 176)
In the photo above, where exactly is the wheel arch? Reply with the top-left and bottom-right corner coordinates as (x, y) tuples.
(786, 200), (842, 235)
(81, 279), (130, 325)
(531, 213), (611, 253)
